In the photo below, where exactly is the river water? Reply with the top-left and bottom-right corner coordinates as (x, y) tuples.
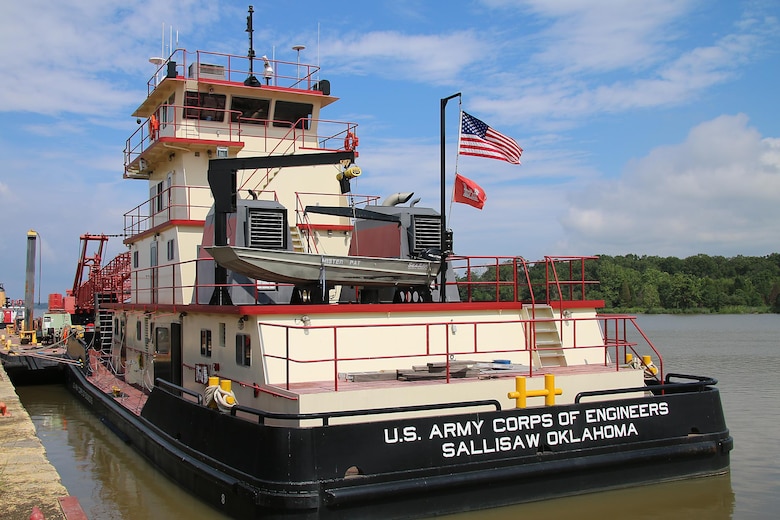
(15, 314), (780, 520)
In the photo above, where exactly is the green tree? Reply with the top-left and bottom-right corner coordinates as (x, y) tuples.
(659, 273), (702, 309)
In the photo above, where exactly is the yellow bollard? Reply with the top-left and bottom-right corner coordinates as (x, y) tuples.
(220, 379), (236, 405)
(508, 375), (562, 408)
(507, 376), (527, 408)
(642, 355), (659, 376)
(543, 373), (561, 406)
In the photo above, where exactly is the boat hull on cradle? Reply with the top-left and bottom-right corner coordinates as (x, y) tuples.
(64, 363), (732, 519)
(206, 246), (441, 287)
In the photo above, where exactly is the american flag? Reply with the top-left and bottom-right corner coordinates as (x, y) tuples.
(459, 112), (522, 164)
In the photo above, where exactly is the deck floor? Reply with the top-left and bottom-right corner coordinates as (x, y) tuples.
(275, 362), (624, 396)
(81, 351), (630, 414)
(86, 350), (148, 415)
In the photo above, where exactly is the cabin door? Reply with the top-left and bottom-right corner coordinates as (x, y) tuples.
(170, 322), (182, 386)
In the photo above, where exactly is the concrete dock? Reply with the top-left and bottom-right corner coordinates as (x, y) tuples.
(0, 361), (85, 519)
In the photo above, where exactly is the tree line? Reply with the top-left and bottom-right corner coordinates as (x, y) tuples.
(457, 253), (780, 313)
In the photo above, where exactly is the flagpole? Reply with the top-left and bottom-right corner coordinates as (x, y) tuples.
(440, 92), (461, 302)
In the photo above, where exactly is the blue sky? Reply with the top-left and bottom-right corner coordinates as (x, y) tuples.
(1, 0), (779, 300)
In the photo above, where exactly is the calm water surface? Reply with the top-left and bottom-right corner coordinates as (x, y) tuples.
(17, 314), (780, 519)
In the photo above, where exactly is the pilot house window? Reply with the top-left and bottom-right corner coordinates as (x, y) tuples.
(273, 101), (312, 129)
(231, 96), (270, 124)
(184, 91), (226, 122)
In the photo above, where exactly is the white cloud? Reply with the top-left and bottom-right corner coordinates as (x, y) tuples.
(321, 30), (488, 84)
(467, 1), (777, 128)
(520, 0), (695, 73)
(559, 114), (780, 256)
(0, 0), (229, 115)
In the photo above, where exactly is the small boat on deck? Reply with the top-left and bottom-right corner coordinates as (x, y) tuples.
(206, 245), (441, 286)
(55, 7), (731, 520)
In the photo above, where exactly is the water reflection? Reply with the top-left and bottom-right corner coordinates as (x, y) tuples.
(17, 385), (229, 520)
(441, 474), (734, 520)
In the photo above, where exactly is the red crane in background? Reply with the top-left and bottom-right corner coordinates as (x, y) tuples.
(68, 234), (130, 323)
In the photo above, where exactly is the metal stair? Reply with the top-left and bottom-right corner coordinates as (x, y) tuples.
(290, 225), (305, 252)
(524, 305), (567, 367)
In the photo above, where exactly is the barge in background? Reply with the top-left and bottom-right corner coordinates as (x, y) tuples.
(59, 8), (731, 519)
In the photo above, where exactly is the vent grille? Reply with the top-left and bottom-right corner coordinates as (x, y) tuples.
(411, 215), (441, 254)
(247, 209), (286, 249)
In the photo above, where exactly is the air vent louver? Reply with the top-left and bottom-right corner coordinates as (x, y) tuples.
(411, 215), (441, 255)
(247, 208), (286, 249)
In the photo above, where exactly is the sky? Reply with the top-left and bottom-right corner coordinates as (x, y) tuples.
(1, 0), (779, 300)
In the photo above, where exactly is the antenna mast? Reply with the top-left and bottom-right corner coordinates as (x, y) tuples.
(245, 6), (261, 86)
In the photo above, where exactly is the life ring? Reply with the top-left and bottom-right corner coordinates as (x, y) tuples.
(149, 114), (160, 139)
(344, 131), (359, 151)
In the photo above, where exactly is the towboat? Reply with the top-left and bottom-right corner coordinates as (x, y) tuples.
(61, 8), (731, 519)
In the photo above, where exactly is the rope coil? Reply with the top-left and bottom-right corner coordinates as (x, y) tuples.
(204, 380), (238, 412)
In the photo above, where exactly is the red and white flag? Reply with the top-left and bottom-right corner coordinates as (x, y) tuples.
(453, 173), (486, 209)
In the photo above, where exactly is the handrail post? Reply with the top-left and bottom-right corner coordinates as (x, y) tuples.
(445, 323), (450, 384)
(333, 327), (339, 391)
(285, 327), (290, 390)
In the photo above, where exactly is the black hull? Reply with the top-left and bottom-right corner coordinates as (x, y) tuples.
(65, 364), (732, 519)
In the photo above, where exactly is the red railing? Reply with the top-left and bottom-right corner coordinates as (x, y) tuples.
(600, 313), (664, 378)
(146, 49), (323, 98)
(235, 119), (359, 191)
(124, 105), (243, 173)
(545, 255), (598, 302)
(448, 255), (600, 305)
(124, 254), (604, 308)
(255, 314), (662, 392)
(123, 185), (215, 238)
(124, 107), (357, 180)
(113, 254), (663, 388)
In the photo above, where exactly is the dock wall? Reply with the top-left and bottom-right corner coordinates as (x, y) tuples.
(0, 362), (77, 519)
